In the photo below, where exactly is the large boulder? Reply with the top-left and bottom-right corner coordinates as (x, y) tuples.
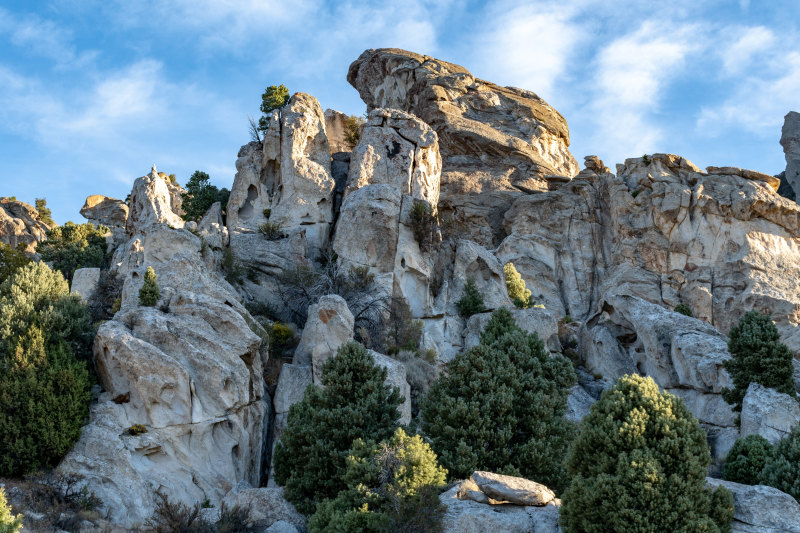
(294, 294), (355, 381)
(80, 194), (129, 241)
(440, 483), (561, 533)
(706, 478), (800, 532)
(0, 197), (51, 253)
(781, 111), (800, 197)
(740, 382), (800, 445)
(324, 108), (351, 154)
(348, 48), (578, 247)
(470, 471), (555, 506)
(70, 267), (100, 302)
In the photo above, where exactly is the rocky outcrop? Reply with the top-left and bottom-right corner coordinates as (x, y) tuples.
(469, 471), (556, 506)
(126, 165), (185, 237)
(333, 108), (442, 316)
(706, 478), (800, 532)
(0, 197), (51, 253)
(740, 383), (800, 445)
(80, 194), (129, 241)
(348, 48), (578, 247)
(70, 267), (100, 301)
(294, 294), (355, 380)
(324, 108), (351, 153)
(781, 111), (800, 197)
(58, 169), (267, 527)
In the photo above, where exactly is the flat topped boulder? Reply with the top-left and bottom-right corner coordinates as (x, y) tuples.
(706, 166), (781, 192)
(80, 194), (129, 227)
(470, 471), (556, 506)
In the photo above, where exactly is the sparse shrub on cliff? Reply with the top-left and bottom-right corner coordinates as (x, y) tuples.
(504, 262), (534, 309)
(0, 488), (23, 533)
(269, 322), (298, 360)
(258, 221), (283, 240)
(308, 427), (447, 533)
(139, 266), (160, 307)
(37, 221), (108, 281)
(273, 342), (402, 514)
(384, 298), (422, 356)
(456, 277), (484, 318)
(181, 171), (228, 222)
(0, 242), (30, 285)
(394, 350), (439, 419)
(421, 308), (576, 492)
(760, 425), (800, 503)
(409, 199), (436, 252)
(723, 434), (774, 485)
(343, 114), (365, 150)
(560, 374), (734, 533)
(722, 311), (796, 412)
(145, 491), (209, 533)
(127, 424), (148, 436)
(258, 84), (290, 132)
(674, 303), (694, 317)
(87, 269), (123, 322)
(35, 197), (55, 227)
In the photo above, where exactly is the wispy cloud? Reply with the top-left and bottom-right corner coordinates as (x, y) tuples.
(0, 7), (96, 68)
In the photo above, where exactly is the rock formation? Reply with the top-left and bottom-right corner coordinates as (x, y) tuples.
(324, 108), (352, 154)
(348, 48), (579, 246)
(781, 111), (800, 196)
(0, 197), (51, 252)
(58, 167), (268, 527)
(80, 194), (129, 241)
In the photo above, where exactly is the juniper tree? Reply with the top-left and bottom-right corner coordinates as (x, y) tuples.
(560, 374), (734, 533)
(138, 266), (159, 307)
(504, 262), (532, 308)
(273, 342), (402, 514)
(722, 311), (795, 411)
(760, 425), (800, 502)
(723, 435), (774, 485)
(421, 308), (575, 492)
(456, 277), (484, 318)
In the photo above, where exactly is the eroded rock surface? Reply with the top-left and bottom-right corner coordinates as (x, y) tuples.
(781, 111), (800, 197)
(740, 382), (800, 445)
(0, 197), (51, 253)
(707, 478), (800, 532)
(81, 194), (129, 241)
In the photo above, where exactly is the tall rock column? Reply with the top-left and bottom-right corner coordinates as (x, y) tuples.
(781, 111), (800, 196)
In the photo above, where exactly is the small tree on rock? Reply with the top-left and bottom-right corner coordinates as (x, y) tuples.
(181, 171), (227, 222)
(421, 308), (576, 492)
(723, 434), (774, 485)
(560, 374), (734, 533)
(258, 84), (290, 132)
(138, 266), (159, 307)
(722, 311), (796, 411)
(273, 342), (402, 514)
(456, 277), (484, 318)
(0, 487), (22, 533)
(504, 262), (532, 309)
(35, 198), (55, 227)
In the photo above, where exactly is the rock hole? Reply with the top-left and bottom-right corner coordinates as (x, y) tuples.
(263, 159), (280, 199)
(238, 184), (258, 220)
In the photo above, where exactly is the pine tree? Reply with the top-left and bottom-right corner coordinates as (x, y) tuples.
(760, 425), (800, 502)
(273, 342), (403, 514)
(456, 277), (485, 318)
(258, 85), (290, 131)
(722, 311), (796, 411)
(138, 266), (160, 307)
(421, 308), (576, 492)
(723, 435), (774, 485)
(504, 262), (532, 309)
(560, 374), (734, 532)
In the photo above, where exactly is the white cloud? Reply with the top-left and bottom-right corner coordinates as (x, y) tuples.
(722, 26), (775, 74)
(0, 7), (96, 68)
(470, 2), (583, 101)
(584, 20), (700, 163)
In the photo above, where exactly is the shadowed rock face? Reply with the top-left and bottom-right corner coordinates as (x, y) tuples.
(781, 111), (800, 196)
(348, 48), (579, 247)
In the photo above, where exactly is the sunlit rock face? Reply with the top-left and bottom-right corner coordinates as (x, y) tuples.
(0, 197), (51, 253)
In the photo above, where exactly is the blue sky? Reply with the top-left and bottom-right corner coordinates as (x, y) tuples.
(1, 0), (799, 224)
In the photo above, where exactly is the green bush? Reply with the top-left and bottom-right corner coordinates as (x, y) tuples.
(138, 266), (160, 307)
(409, 200), (436, 252)
(674, 303), (693, 317)
(0, 261), (93, 361)
(0, 242), (30, 286)
(145, 491), (209, 533)
(269, 322), (297, 360)
(308, 428), (447, 533)
(723, 434), (774, 485)
(504, 262), (533, 309)
(37, 221), (107, 281)
(456, 278), (484, 318)
(35, 198), (55, 227)
(0, 487), (22, 533)
(722, 311), (796, 411)
(258, 221), (283, 240)
(0, 325), (91, 476)
(760, 425), (800, 502)
(421, 308), (576, 492)
(560, 374), (734, 532)
(181, 171), (229, 222)
(273, 342), (403, 514)
(384, 298), (423, 356)
(258, 84), (290, 132)
(343, 115), (365, 150)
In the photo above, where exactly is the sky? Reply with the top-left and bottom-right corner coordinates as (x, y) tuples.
(1, 0), (799, 224)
